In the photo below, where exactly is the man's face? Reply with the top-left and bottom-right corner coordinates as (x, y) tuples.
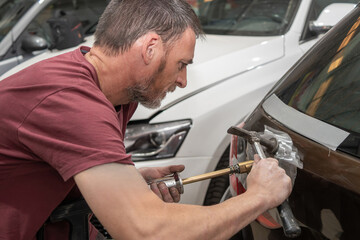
(128, 28), (196, 109)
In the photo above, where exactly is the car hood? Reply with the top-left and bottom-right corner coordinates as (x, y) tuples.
(132, 34), (284, 120)
(1, 34), (285, 121)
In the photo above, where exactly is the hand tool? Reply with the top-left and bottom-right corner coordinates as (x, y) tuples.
(147, 160), (254, 194)
(227, 126), (301, 238)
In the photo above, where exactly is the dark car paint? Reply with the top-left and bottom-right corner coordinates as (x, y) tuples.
(233, 4), (360, 239)
(243, 106), (360, 239)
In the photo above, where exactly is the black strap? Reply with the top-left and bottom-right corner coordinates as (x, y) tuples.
(37, 199), (91, 240)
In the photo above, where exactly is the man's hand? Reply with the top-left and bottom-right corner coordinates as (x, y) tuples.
(246, 155), (292, 210)
(138, 165), (185, 203)
(74, 163), (287, 239)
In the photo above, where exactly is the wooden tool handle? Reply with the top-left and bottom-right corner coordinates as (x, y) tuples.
(182, 160), (253, 185)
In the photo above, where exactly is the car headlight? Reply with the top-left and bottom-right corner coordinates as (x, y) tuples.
(124, 120), (191, 161)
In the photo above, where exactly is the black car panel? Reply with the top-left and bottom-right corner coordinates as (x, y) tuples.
(231, 4), (360, 239)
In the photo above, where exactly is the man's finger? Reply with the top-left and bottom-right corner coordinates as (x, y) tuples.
(169, 165), (185, 173)
(150, 183), (163, 200)
(158, 182), (173, 202)
(254, 154), (261, 163)
(169, 187), (181, 203)
(158, 165), (185, 176)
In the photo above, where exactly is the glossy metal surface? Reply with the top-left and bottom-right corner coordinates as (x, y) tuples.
(244, 106), (360, 239)
(231, 4), (360, 239)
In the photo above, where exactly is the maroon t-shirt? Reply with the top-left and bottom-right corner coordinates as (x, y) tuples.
(0, 47), (137, 239)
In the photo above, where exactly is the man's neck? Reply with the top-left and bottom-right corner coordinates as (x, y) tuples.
(84, 47), (133, 106)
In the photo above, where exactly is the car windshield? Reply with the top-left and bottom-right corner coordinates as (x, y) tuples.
(187, 0), (299, 36)
(0, 0), (37, 42)
(273, 8), (360, 156)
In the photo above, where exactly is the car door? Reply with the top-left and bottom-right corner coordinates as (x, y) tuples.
(265, 9), (360, 237)
(229, 5), (360, 238)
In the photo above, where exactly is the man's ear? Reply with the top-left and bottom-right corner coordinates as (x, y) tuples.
(142, 33), (162, 65)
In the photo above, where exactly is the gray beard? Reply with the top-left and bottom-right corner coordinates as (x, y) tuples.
(127, 57), (167, 109)
(127, 87), (162, 109)
(126, 76), (163, 109)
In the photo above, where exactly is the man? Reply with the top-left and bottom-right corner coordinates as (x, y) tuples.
(0, 0), (292, 239)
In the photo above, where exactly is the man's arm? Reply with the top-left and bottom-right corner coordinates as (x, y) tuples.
(74, 158), (291, 240)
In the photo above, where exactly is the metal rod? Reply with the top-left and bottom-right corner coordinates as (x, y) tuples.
(253, 142), (266, 159)
(182, 160), (254, 185)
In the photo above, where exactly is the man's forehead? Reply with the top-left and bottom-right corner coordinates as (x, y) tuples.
(174, 32), (196, 53)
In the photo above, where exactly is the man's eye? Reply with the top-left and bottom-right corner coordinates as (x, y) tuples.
(179, 63), (186, 70)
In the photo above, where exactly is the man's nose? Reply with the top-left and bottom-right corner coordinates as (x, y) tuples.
(176, 69), (187, 88)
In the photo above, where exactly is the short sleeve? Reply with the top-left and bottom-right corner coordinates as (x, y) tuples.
(18, 86), (134, 181)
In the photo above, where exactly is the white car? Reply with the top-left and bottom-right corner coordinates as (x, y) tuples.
(1, 0), (357, 206)
(0, 0), (108, 76)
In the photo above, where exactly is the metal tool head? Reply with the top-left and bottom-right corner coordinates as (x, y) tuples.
(227, 126), (257, 142)
(148, 172), (184, 194)
(227, 126), (278, 153)
(228, 125), (302, 238)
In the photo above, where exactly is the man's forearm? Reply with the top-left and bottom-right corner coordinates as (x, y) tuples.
(74, 162), (284, 240)
(150, 191), (266, 240)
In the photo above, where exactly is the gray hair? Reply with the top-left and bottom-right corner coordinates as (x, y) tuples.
(94, 0), (204, 55)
